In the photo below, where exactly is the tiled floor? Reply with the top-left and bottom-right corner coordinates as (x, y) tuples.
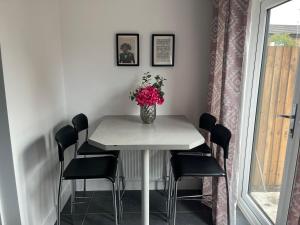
(57, 190), (249, 225)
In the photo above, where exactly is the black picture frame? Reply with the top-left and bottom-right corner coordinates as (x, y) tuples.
(116, 33), (139, 66)
(152, 34), (175, 67)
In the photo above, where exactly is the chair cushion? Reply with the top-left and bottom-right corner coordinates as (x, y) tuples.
(170, 143), (211, 156)
(171, 155), (225, 181)
(77, 142), (119, 157)
(63, 157), (117, 182)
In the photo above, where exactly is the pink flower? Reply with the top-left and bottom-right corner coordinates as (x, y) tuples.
(135, 86), (164, 106)
(157, 97), (164, 105)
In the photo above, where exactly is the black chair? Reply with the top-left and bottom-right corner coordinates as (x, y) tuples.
(170, 113), (217, 156)
(169, 124), (231, 225)
(72, 113), (126, 195)
(166, 113), (217, 215)
(55, 125), (119, 225)
(72, 113), (119, 157)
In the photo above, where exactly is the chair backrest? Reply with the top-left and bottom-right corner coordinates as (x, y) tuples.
(210, 124), (231, 159)
(199, 113), (217, 132)
(55, 125), (78, 161)
(72, 113), (89, 133)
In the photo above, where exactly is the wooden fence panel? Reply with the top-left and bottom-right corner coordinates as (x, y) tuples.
(251, 46), (299, 190)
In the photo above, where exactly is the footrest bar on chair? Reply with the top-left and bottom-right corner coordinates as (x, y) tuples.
(75, 196), (90, 199)
(177, 194), (212, 199)
(71, 201), (88, 205)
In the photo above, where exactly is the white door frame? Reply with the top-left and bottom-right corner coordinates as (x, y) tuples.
(238, 0), (300, 224)
(0, 47), (22, 225)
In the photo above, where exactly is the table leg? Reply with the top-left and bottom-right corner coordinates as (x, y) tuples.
(142, 149), (150, 225)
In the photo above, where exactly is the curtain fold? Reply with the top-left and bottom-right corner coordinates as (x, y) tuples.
(287, 153), (300, 225)
(205, 0), (249, 224)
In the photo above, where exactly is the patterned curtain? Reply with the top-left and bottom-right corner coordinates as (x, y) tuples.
(287, 152), (300, 225)
(205, 0), (249, 224)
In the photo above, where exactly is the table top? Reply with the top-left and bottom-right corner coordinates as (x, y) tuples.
(88, 115), (204, 150)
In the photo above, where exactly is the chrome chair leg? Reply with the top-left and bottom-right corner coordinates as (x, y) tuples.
(57, 166), (63, 225)
(167, 166), (173, 219)
(112, 182), (119, 225)
(117, 166), (122, 222)
(172, 181), (178, 225)
(163, 151), (168, 192)
(225, 175), (230, 225)
(165, 174), (170, 195)
(83, 179), (86, 192)
(169, 174), (175, 221)
(83, 155), (87, 192)
(71, 180), (76, 214)
(118, 157), (126, 197)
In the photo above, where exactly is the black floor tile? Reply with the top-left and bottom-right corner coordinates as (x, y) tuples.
(175, 200), (211, 213)
(87, 197), (115, 213)
(150, 191), (167, 213)
(62, 191), (94, 215)
(83, 213), (116, 225)
(56, 190), (248, 225)
(120, 213), (168, 225)
(121, 190), (166, 213)
(93, 191), (113, 199)
(55, 214), (85, 225)
(76, 191), (95, 198)
(122, 190), (140, 201)
(62, 198), (89, 215)
(175, 212), (212, 225)
(83, 213), (168, 225)
(121, 195), (141, 213)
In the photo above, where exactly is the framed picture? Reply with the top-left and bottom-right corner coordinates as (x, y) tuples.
(116, 33), (139, 66)
(152, 34), (175, 67)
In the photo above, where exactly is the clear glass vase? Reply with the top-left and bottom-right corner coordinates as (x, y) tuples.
(140, 105), (156, 124)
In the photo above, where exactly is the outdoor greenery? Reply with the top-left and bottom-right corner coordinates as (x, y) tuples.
(268, 33), (296, 46)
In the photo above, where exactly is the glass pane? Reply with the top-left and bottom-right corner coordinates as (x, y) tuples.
(248, 0), (300, 223)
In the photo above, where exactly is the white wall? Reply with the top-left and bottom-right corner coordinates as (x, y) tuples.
(0, 1), (67, 225)
(61, 0), (213, 190)
(61, 0), (212, 124)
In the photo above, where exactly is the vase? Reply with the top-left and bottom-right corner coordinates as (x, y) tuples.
(140, 105), (156, 124)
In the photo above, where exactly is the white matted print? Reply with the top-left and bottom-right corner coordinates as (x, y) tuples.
(152, 34), (175, 66)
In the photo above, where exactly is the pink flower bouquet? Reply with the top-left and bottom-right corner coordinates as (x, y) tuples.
(130, 72), (166, 107)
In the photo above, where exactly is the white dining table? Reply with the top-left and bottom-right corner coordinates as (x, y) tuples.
(88, 115), (204, 225)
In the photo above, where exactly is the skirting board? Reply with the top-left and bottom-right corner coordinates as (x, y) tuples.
(42, 183), (71, 225)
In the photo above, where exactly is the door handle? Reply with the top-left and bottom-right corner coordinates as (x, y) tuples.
(276, 104), (298, 138)
(277, 114), (295, 119)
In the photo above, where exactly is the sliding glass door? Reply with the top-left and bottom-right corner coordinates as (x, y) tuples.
(240, 0), (300, 224)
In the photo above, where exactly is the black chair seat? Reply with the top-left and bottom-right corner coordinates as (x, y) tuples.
(63, 157), (117, 182)
(170, 143), (211, 156)
(77, 142), (119, 157)
(171, 156), (225, 181)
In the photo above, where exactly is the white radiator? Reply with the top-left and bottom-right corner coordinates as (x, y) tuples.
(121, 150), (167, 180)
